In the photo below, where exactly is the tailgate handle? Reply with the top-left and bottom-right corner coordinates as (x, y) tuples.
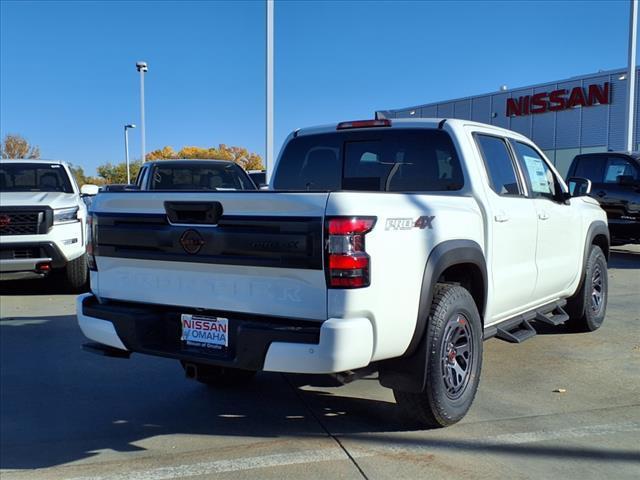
(164, 201), (223, 225)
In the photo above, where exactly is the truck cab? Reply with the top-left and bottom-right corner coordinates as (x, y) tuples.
(567, 152), (640, 245)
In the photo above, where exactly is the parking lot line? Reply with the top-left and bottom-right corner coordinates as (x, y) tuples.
(64, 447), (373, 480)
(478, 422), (640, 445)
(59, 422), (640, 480)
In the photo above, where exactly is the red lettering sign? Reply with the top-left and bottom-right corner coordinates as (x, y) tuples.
(506, 83), (609, 117)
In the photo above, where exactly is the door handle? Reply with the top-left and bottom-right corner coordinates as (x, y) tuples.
(494, 213), (509, 223)
(538, 212), (549, 221)
(597, 190), (607, 198)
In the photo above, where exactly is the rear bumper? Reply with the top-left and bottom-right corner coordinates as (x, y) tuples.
(76, 294), (374, 374)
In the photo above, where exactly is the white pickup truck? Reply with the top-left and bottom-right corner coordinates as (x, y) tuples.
(1, 159), (98, 288)
(77, 119), (609, 427)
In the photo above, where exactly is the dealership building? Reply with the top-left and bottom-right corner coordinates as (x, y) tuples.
(377, 67), (640, 176)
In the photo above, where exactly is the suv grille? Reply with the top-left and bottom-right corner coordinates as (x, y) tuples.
(0, 211), (43, 236)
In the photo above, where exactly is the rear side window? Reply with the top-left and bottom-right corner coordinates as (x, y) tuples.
(273, 129), (463, 192)
(475, 134), (522, 196)
(150, 164), (256, 190)
(572, 156), (605, 182)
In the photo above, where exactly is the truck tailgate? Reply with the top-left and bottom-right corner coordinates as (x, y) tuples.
(90, 192), (329, 320)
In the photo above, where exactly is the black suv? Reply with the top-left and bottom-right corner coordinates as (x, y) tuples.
(567, 152), (640, 245)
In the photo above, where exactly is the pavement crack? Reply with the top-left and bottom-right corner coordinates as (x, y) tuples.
(282, 374), (370, 480)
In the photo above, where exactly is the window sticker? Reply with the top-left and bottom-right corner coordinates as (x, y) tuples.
(523, 155), (551, 194)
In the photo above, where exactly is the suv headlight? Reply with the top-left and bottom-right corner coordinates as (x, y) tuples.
(53, 206), (79, 225)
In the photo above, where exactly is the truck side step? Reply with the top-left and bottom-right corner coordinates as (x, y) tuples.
(82, 342), (130, 359)
(495, 319), (537, 343)
(534, 305), (570, 326)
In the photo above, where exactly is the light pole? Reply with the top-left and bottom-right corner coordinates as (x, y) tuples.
(266, 0), (274, 182)
(626, 0), (638, 152)
(124, 124), (136, 184)
(136, 61), (148, 162)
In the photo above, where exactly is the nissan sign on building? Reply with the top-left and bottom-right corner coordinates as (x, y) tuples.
(377, 68), (639, 176)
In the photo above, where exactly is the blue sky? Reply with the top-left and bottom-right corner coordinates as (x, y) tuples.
(0, 0), (634, 175)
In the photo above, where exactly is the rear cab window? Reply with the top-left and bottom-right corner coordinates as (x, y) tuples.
(273, 129), (464, 192)
(149, 163), (256, 191)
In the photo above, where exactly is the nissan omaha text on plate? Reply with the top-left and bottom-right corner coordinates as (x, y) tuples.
(77, 118), (609, 427)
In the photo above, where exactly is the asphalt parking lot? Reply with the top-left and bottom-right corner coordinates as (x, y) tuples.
(1, 246), (639, 480)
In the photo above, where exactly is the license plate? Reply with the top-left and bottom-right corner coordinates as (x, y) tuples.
(180, 314), (228, 349)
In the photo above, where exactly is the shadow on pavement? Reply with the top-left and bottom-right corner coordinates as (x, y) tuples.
(1, 312), (636, 470)
(0, 276), (88, 296)
(0, 313), (414, 470)
(608, 248), (640, 270)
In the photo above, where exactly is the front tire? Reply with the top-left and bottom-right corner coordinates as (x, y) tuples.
(566, 245), (608, 332)
(64, 254), (88, 291)
(393, 283), (483, 428)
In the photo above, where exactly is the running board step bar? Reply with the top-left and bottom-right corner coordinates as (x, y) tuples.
(495, 319), (537, 343)
(486, 300), (570, 343)
(534, 306), (569, 326)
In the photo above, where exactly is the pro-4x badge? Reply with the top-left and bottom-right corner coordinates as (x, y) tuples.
(385, 215), (435, 231)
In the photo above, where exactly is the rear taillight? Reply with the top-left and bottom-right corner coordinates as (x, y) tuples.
(325, 216), (376, 288)
(86, 214), (97, 271)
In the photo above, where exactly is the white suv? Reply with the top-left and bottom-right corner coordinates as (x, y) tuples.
(0, 159), (97, 288)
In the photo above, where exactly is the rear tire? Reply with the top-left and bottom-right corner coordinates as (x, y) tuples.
(64, 254), (88, 291)
(181, 361), (256, 387)
(393, 283), (483, 428)
(566, 245), (608, 332)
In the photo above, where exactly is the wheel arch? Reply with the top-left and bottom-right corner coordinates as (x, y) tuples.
(580, 221), (610, 281)
(378, 239), (486, 393)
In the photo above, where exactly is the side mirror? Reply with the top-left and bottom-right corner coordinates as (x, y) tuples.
(80, 184), (100, 196)
(567, 177), (592, 197)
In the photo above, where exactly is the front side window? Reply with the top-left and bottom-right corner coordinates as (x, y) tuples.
(0, 163), (74, 193)
(475, 134), (522, 196)
(603, 157), (638, 183)
(512, 142), (558, 200)
(273, 129), (463, 192)
(573, 155), (605, 183)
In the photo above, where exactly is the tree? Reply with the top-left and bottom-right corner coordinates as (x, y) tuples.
(68, 163), (106, 187)
(96, 160), (143, 184)
(146, 146), (178, 160)
(1, 134), (40, 159)
(146, 144), (264, 170)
